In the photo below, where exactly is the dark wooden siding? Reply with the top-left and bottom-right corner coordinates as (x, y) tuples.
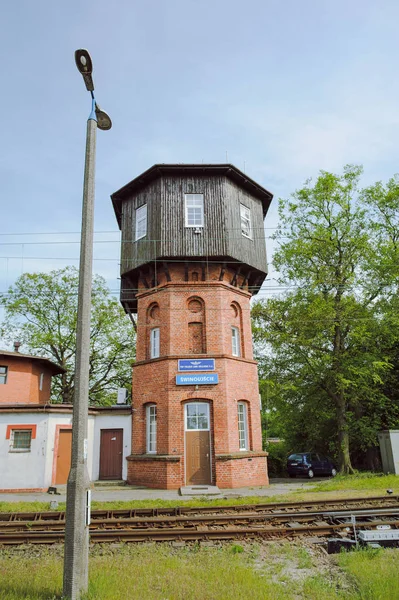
(160, 175), (227, 258)
(120, 174), (267, 277)
(120, 179), (162, 275)
(223, 179), (268, 273)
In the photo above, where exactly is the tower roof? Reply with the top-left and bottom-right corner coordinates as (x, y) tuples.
(111, 163), (273, 227)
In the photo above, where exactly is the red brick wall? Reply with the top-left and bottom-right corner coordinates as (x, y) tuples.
(128, 263), (268, 489)
(0, 356), (53, 405)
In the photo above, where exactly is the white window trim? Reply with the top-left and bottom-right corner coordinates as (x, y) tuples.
(184, 193), (204, 228)
(150, 327), (160, 359)
(146, 404), (157, 454)
(39, 372), (44, 391)
(240, 203), (253, 239)
(238, 402), (248, 451)
(231, 326), (240, 357)
(0, 365), (8, 385)
(9, 429), (32, 453)
(185, 402), (210, 431)
(135, 204), (147, 241)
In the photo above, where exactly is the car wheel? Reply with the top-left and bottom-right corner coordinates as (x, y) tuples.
(308, 469), (314, 479)
(331, 468), (337, 477)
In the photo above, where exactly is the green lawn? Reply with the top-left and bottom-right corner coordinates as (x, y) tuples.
(1, 543), (399, 599)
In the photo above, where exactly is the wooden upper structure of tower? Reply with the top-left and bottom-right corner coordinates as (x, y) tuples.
(111, 164), (273, 313)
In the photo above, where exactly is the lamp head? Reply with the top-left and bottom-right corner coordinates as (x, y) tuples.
(95, 104), (112, 130)
(75, 49), (94, 91)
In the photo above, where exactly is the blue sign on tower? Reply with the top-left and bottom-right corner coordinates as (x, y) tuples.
(176, 373), (219, 385)
(178, 359), (215, 372)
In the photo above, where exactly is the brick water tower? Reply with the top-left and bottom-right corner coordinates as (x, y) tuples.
(111, 164), (273, 489)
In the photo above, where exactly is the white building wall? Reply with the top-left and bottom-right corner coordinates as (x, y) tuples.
(92, 413), (131, 481)
(378, 430), (399, 475)
(0, 413), (50, 490)
(0, 409), (131, 490)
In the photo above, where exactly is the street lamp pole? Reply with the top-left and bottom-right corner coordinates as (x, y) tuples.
(63, 49), (112, 600)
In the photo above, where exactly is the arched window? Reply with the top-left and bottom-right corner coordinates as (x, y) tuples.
(147, 303), (160, 359)
(187, 297), (206, 354)
(146, 404), (157, 454)
(237, 402), (249, 451)
(230, 302), (243, 357)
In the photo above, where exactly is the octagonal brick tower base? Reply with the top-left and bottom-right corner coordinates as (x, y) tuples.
(126, 263), (269, 489)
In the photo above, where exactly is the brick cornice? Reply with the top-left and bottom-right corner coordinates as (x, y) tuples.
(136, 279), (252, 301)
(133, 354), (257, 368)
(126, 454), (181, 462)
(215, 451), (268, 461)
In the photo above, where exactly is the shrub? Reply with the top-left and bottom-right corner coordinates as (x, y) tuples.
(266, 441), (289, 477)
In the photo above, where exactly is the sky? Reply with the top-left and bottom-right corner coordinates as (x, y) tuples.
(1, 0), (399, 314)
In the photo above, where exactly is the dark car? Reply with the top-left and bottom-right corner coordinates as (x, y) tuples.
(287, 453), (337, 478)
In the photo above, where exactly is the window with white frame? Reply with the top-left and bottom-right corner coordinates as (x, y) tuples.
(150, 327), (160, 359)
(185, 403), (210, 430)
(146, 404), (157, 453)
(9, 429), (32, 452)
(231, 326), (240, 357)
(135, 204), (147, 240)
(185, 194), (204, 227)
(237, 402), (248, 450)
(240, 203), (252, 239)
(0, 366), (8, 384)
(39, 373), (44, 391)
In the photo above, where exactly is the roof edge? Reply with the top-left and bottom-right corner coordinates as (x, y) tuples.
(0, 350), (66, 375)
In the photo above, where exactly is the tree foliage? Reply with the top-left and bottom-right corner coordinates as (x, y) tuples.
(0, 266), (136, 405)
(253, 166), (399, 473)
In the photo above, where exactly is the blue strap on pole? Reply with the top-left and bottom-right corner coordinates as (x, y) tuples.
(88, 93), (97, 122)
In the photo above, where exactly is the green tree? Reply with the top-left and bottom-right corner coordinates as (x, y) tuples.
(0, 266), (136, 405)
(253, 166), (399, 473)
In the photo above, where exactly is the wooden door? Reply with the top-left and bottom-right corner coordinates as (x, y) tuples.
(185, 402), (211, 485)
(99, 429), (123, 480)
(186, 430), (211, 484)
(55, 429), (72, 485)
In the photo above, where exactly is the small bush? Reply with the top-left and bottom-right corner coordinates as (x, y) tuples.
(265, 441), (289, 477)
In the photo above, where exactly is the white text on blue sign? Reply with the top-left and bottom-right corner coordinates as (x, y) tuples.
(178, 359), (215, 372)
(176, 373), (219, 385)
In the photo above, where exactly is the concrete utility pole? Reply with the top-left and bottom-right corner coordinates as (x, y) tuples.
(63, 49), (112, 600)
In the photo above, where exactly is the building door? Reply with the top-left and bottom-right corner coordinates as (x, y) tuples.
(185, 402), (211, 485)
(99, 429), (123, 480)
(55, 429), (72, 485)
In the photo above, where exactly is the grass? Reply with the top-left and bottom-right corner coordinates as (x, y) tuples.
(1, 540), (399, 599)
(306, 472), (399, 494)
(337, 547), (399, 600)
(0, 543), (351, 600)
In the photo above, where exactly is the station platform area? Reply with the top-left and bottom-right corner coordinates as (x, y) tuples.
(0, 478), (317, 504)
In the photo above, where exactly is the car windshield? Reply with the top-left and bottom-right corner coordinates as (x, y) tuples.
(288, 454), (303, 461)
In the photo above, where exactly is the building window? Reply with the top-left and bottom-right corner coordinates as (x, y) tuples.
(231, 326), (240, 357)
(185, 194), (204, 227)
(135, 204), (147, 240)
(0, 366), (8, 384)
(39, 373), (44, 391)
(9, 429), (32, 453)
(150, 327), (160, 359)
(240, 204), (252, 239)
(237, 403), (248, 450)
(146, 404), (157, 453)
(185, 402), (210, 430)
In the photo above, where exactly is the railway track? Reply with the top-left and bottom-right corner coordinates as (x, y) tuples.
(1, 495), (398, 545)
